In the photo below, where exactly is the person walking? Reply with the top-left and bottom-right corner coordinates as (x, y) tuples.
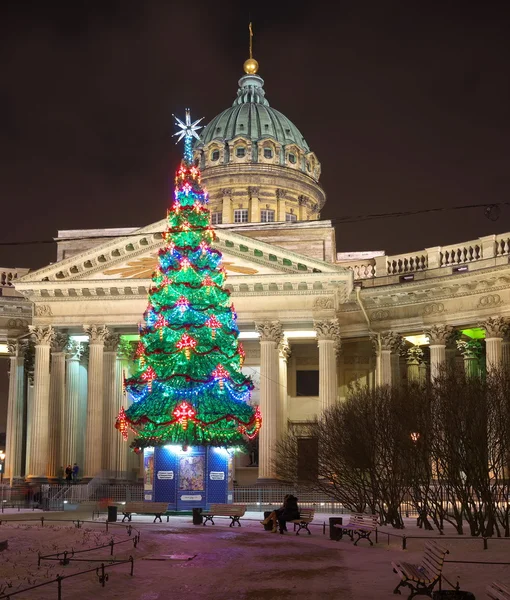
(72, 463), (79, 482)
(65, 465), (73, 481)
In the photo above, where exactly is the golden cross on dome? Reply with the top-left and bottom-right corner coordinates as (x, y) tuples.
(243, 22), (259, 74)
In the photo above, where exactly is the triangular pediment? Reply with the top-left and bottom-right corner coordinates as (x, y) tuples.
(20, 218), (346, 285)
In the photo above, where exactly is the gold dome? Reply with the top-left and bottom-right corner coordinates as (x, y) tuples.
(243, 58), (259, 74)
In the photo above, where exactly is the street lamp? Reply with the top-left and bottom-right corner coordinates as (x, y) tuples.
(410, 432), (420, 444)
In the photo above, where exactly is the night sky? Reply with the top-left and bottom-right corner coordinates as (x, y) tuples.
(1, 1), (510, 270)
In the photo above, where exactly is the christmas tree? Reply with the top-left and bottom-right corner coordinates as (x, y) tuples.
(116, 110), (261, 451)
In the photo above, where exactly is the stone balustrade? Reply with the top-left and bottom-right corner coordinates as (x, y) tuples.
(337, 232), (510, 282)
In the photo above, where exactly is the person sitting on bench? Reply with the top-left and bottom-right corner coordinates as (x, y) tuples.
(260, 495), (300, 534)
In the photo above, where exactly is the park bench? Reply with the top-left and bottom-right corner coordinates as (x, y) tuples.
(203, 504), (247, 527)
(121, 501), (170, 523)
(487, 582), (510, 600)
(392, 540), (449, 598)
(290, 508), (315, 535)
(337, 512), (378, 546)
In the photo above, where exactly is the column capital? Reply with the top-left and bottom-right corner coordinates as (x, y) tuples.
(481, 316), (508, 339)
(314, 318), (341, 355)
(278, 339), (291, 362)
(7, 338), (18, 356)
(314, 318), (341, 341)
(83, 325), (109, 344)
(371, 331), (404, 353)
(118, 338), (136, 360)
(66, 340), (83, 360)
(29, 325), (55, 346)
(255, 321), (284, 344)
(456, 339), (483, 359)
(424, 324), (455, 346)
(51, 332), (69, 353)
(104, 332), (121, 352)
(406, 346), (424, 365)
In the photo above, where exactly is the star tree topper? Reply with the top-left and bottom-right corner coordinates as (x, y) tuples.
(173, 108), (204, 163)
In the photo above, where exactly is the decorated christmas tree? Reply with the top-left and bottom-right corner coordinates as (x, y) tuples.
(116, 110), (261, 451)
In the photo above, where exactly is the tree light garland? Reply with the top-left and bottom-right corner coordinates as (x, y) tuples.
(116, 111), (261, 449)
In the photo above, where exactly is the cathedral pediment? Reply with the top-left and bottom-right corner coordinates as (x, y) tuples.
(18, 218), (347, 287)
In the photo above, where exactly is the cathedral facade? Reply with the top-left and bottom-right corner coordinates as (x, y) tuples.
(3, 61), (510, 486)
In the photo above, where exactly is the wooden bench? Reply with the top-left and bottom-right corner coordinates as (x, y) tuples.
(121, 501), (170, 523)
(290, 508), (315, 535)
(337, 512), (378, 546)
(203, 504), (246, 527)
(488, 582), (510, 600)
(392, 540), (449, 599)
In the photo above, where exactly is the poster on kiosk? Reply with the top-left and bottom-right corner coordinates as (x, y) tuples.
(144, 445), (232, 511)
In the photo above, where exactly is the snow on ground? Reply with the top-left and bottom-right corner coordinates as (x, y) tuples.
(0, 510), (508, 599)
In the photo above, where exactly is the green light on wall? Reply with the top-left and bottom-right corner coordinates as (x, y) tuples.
(461, 328), (485, 340)
(120, 334), (140, 342)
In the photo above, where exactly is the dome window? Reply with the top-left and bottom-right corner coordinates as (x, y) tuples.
(211, 150), (220, 162)
(236, 147), (246, 158)
(288, 153), (296, 164)
(306, 161), (311, 172)
(263, 147), (273, 159)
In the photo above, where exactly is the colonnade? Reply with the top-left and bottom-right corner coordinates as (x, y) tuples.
(5, 316), (509, 484)
(4, 325), (135, 483)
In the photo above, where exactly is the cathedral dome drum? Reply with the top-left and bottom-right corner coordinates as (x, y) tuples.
(194, 62), (325, 224)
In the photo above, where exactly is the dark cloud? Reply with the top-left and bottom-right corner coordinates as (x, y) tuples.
(1, 0), (510, 268)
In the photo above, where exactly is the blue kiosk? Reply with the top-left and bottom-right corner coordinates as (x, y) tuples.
(143, 445), (233, 510)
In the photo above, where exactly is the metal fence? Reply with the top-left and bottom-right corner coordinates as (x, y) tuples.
(232, 487), (422, 516)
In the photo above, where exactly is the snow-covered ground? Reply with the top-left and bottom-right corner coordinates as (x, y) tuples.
(0, 510), (508, 599)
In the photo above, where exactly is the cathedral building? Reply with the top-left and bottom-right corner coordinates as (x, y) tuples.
(3, 58), (510, 486)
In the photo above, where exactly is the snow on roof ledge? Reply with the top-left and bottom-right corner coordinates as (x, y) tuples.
(337, 251), (385, 261)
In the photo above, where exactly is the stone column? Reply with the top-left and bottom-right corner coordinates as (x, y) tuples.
(48, 332), (68, 479)
(103, 332), (120, 476)
(84, 325), (108, 479)
(503, 335), (510, 371)
(406, 346), (424, 382)
(221, 188), (232, 223)
(27, 325), (55, 480)
(278, 339), (291, 438)
(424, 325), (455, 381)
(24, 341), (35, 477)
(255, 321), (283, 482)
(457, 339), (483, 378)
(314, 319), (341, 413)
(249, 187), (260, 222)
(115, 342), (130, 478)
(372, 332), (402, 387)
(61, 341), (83, 469)
(276, 189), (287, 221)
(4, 341), (25, 483)
(482, 317), (508, 373)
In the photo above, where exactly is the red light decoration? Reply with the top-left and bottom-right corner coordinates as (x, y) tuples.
(176, 333), (197, 359)
(212, 364), (230, 389)
(203, 275), (214, 294)
(155, 314), (166, 339)
(135, 342), (144, 357)
(141, 366), (157, 391)
(180, 258), (192, 270)
(175, 296), (190, 313)
(238, 343), (246, 366)
(115, 407), (129, 441)
(172, 401), (197, 430)
(244, 406), (262, 440)
(205, 315), (221, 338)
